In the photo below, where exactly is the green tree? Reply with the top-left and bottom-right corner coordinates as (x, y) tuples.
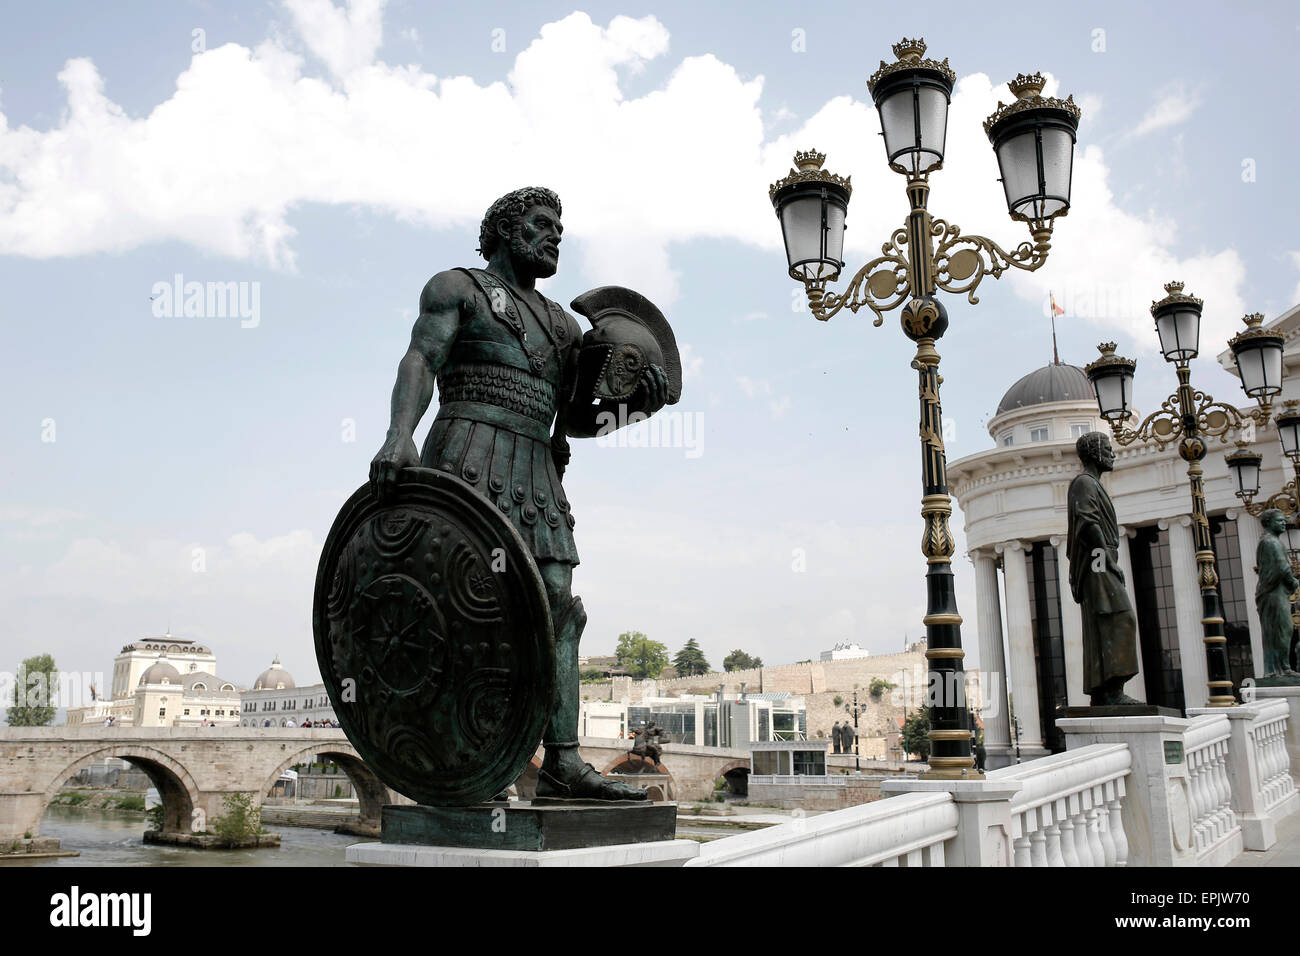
(615, 632), (669, 679)
(7, 654), (57, 727)
(902, 707), (932, 761)
(868, 677), (897, 701)
(672, 639), (710, 676)
(722, 649), (763, 672)
(211, 792), (265, 846)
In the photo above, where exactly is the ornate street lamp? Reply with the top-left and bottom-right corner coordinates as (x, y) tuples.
(1086, 283), (1274, 708)
(1228, 312), (1285, 400)
(769, 38), (1081, 778)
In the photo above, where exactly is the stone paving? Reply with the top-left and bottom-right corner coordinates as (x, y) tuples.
(1229, 806), (1300, 866)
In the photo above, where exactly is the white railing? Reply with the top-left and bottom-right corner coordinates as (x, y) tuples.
(686, 791), (957, 867)
(1249, 699), (1295, 815)
(747, 774), (871, 787)
(987, 743), (1131, 867)
(1185, 713), (1239, 862)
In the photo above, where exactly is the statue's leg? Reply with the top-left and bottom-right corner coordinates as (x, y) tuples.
(539, 559), (581, 747)
(535, 559), (647, 801)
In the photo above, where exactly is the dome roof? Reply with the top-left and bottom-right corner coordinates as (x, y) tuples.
(139, 657), (181, 686)
(254, 658), (295, 691)
(996, 362), (1093, 414)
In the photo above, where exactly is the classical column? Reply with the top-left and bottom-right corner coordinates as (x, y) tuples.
(1165, 515), (1209, 709)
(972, 548), (1012, 767)
(1231, 508), (1265, 678)
(996, 539), (1045, 756)
(1116, 525), (1148, 703)
(1050, 534), (1086, 707)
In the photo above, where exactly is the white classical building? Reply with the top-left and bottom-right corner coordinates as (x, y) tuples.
(238, 658), (337, 727)
(950, 305), (1300, 768)
(66, 635), (241, 727)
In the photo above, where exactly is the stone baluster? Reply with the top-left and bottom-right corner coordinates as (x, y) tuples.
(1042, 812), (1066, 867)
(1093, 789), (1117, 867)
(1013, 830), (1032, 868)
(1058, 802), (1080, 867)
(1072, 798), (1094, 866)
(1108, 777), (1129, 867)
(1028, 827), (1048, 868)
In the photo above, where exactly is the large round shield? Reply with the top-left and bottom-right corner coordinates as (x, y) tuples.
(313, 467), (555, 806)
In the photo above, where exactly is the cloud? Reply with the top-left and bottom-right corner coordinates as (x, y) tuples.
(0, 5), (1248, 336)
(1290, 251), (1300, 303)
(284, 0), (387, 78)
(1132, 83), (1200, 137)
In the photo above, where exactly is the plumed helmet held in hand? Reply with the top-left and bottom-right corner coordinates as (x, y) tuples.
(569, 286), (683, 405)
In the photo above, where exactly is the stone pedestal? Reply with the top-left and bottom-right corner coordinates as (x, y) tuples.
(880, 777), (1023, 866)
(382, 800), (676, 851)
(1253, 685), (1300, 772)
(350, 801), (690, 866)
(1057, 715), (1196, 867)
(347, 839), (699, 867)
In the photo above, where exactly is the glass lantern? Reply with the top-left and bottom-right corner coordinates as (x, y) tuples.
(983, 73), (1080, 223)
(867, 38), (955, 176)
(770, 150), (852, 283)
(1085, 342), (1137, 422)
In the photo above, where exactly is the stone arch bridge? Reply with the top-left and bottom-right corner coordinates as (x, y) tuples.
(0, 728), (750, 843)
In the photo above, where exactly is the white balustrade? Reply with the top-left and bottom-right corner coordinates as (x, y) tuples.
(987, 743), (1131, 867)
(686, 790), (957, 867)
(1250, 700), (1296, 815)
(1184, 713), (1239, 862)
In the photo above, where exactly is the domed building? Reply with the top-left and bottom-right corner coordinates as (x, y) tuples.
(65, 633), (241, 728)
(240, 657), (336, 727)
(254, 658), (296, 691)
(131, 651), (241, 728)
(949, 306), (1300, 768)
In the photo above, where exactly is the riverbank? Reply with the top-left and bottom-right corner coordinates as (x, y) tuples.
(48, 788), (145, 814)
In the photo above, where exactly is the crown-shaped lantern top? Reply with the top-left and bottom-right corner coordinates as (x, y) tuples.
(793, 150), (826, 172)
(868, 36), (955, 91)
(892, 37), (927, 61)
(1150, 280), (1204, 315)
(1007, 72), (1046, 99)
(768, 150), (852, 202)
(983, 73), (1081, 134)
(1085, 340), (1136, 377)
(1242, 312), (1266, 330)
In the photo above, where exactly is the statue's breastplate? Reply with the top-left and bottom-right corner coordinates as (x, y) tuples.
(438, 269), (574, 425)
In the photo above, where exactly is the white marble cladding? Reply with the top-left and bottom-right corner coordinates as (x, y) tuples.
(987, 742), (1131, 866)
(686, 791), (958, 867)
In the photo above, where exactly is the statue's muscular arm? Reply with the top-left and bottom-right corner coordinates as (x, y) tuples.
(370, 270), (472, 499)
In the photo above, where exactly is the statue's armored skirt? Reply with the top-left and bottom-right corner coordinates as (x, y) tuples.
(422, 364), (579, 567)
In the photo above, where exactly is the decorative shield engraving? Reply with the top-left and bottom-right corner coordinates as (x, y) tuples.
(313, 467), (555, 806)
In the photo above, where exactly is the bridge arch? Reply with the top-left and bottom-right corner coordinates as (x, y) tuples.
(262, 743), (391, 831)
(713, 760), (751, 797)
(41, 744), (203, 836)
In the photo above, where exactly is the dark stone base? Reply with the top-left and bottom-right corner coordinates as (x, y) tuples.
(1064, 705), (1181, 718)
(143, 829), (281, 849)
(382, 801), (677, 852)
(1254, 676), (1300, 687)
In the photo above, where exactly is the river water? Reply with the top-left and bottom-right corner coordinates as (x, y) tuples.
(14, 807), (370, 867)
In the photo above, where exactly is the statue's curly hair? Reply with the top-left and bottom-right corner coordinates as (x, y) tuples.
(1261, 508), (1286, 529)
(477, 187), (562, 261)
(1076, 431), (1111, 465)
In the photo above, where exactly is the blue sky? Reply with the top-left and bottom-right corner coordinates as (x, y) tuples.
(2, 0), (1298, 692)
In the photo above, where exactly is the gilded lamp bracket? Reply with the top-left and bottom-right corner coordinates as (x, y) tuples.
(1108, 388), (1248, 452)
(803, 215), (1053, 325)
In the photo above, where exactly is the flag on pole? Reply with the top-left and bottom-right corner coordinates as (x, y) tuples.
(1050, 291), (1065, 317)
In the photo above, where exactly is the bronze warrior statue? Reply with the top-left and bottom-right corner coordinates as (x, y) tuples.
(1066, 432), (1141, 706)
(1255, 508), (1300, 681)
(316, 186), (682, 805)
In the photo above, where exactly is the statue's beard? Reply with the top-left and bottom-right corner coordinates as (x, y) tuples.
(509, 228), (558, 279)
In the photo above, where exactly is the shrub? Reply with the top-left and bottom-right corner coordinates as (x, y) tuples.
(211, 792), (264, 846)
